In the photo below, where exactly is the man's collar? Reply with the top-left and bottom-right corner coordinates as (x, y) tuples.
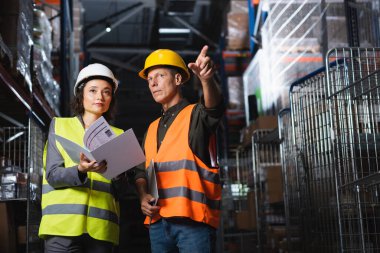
(161, 99), (190, 116)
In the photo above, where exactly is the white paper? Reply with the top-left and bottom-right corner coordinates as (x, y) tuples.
(92, 129), (146, 180)
(83, 116), (116, 151)
(53, 127), (145, 180)
(53, 134), (95, 162)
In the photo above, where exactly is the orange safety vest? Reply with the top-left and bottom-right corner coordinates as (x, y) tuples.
(144, 104), (221, 228)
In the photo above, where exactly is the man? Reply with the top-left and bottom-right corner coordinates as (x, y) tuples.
(134, 45), (224, 253)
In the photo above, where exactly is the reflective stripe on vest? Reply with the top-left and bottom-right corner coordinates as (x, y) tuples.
(38, 117), (123, 245)
(159, 187), (220, 210)
(144, 104), (221, 228)
(42, 180), (115, 196)
(41, 204), (119, 224)
(155, 160), (220, 185)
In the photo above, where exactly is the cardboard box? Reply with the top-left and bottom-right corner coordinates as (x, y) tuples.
(227, 0), (249, 50)
(230, 0), (248, 12)
(266, 166), (283, 204)
(17, 224), (40, 245)
(241, 116), (278, 147)
(247, 190), (258, 228)
(235, 210), (256, 230)
(227, 12), (249, 50)
(17, 226), (26, 244)
(235, 191), (258, 230)
(0, 203), (17, 253)
(266, 225), (287, 250)
(251, 116), (278, 131)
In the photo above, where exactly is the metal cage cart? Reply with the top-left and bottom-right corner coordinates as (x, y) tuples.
(281, 48), (380, 252)
(288, 66), (340, 252)
(326, 47), (380, 252)
(222, 142), (257, 253)
(278, 108), (304, 252)
(0, 118), (45, 252)
(251, 129), (283, 252)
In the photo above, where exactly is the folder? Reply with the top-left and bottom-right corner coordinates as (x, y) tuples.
(147, 159), (159, 205)
(52, 128), (145, 180)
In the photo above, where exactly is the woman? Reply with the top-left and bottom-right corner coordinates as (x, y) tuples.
(38, 63), (123, 253)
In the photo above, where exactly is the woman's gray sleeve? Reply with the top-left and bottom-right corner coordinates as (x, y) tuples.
(45, 118), (87, 188)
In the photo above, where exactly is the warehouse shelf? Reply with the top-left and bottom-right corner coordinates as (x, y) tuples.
(222, 50), (251, 75)
(0, 63), (32, 112)
(0, 62), (55, 128)
(33, 89), (56, 122)
(0, 120), (45, 253)
(0, 0), (79, 251)
(0, 3), (65, 252)
(0, 198), (27, 202)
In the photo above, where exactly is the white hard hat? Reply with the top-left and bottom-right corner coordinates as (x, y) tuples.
(74, 63), (118, 95)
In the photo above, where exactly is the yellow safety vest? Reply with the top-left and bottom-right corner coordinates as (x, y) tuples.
(38, 117), (123, 245)
(144, 104), (221, 228)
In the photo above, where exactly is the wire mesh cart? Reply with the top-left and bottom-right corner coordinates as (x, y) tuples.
(288, 65), (341, 252)
(279, 47), (380, 252)
(251, 129), (283, 252)
(222, 140), (257, 253)
(0, 118), (45, 252)
(278, 108), (305, 252)
(326, 47), (380, 252)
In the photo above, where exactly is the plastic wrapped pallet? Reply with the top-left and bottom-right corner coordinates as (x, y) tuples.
(33, 8), (52, 64)
(33, 58), (60, 115)
(41, 5), (61, 52)
(226, 0), (249, 50)
(0, 0), (33, 91)
(73, 0), (83, 52)
(33, 8), (60, 115)
(0, 34), (13, 68)
(227, 76), (244, 109)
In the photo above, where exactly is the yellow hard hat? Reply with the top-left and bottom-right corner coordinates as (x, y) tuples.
(138, 49), (190, 83)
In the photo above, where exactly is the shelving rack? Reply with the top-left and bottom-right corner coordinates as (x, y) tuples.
(0, 1), (76, 252)
(0, 58), (50, 252)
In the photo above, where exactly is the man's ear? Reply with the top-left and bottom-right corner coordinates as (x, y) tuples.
(175, 73), (182, 86)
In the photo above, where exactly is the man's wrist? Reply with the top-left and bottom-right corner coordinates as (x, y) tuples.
(200, 77), (214, 85)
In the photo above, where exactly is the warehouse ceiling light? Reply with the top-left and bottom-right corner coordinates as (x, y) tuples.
(105, 22), (112, 33)
(159, 28), (190, 34)
(86, 5), (144, 46)
(6, 131), (25, 143)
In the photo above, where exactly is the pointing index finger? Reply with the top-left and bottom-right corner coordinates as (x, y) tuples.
(199, 45), (209, 58)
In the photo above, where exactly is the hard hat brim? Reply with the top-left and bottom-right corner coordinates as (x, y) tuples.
(74, 63), (118, 95)
(138, 65), (190, 83)
(74, 75), (117, 96)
